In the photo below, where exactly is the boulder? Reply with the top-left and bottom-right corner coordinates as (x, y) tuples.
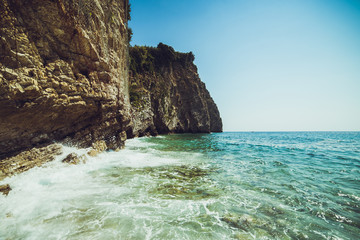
(62, 153), (87, 165)
(87, 140), (107, 157)
(0, 184), (11, 196)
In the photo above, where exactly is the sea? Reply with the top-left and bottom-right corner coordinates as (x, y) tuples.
(0, 132), (359, 240)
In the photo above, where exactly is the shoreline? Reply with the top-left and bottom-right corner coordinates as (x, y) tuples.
(0, 133), (213, 194)
(1, 132), (358, 239)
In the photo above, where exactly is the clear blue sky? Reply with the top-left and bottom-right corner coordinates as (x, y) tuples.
(129, 0), (360, 131)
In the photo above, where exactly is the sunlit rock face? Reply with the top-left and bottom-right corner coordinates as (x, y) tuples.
(128, 43), (223, 137)
(0, 1), (222, 162)
(0, 0), (131, 157)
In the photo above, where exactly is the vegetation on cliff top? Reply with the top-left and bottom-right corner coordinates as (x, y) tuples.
(129, 43), (195, 74)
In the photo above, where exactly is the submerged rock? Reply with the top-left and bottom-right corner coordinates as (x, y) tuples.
(147, 165), (221, 200)
(174, 165), (210, 178)
(0, 184), (11, 196)
(221, 213), (254, 231)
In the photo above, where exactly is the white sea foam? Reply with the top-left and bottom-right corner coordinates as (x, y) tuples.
(0, 138), (221, 239)
(1, 132), (358, 239)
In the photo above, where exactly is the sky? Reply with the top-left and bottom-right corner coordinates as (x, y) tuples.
(129, 0), (360, 131)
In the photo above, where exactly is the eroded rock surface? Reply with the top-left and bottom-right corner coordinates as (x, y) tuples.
(129, 43), (222, 137)
(0, 144), (63, 180)
(0, 1), (223, 178)
(0, 0), (131, 158)
(62, 152), (87, 165)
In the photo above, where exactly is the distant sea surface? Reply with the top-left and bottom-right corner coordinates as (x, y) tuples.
(1, 132), (359, 239)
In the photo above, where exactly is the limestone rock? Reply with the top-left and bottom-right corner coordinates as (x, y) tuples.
(62, 153), (87, 165)
(0, 0), (131, 158)
(0, 0), (223, 175)
(92, 140), (107, 153)
(0, 144), (63, 180)
(87, 140), (108, 157)
(128, 43), (222, 137)
(0, 184), (11, 196)
(87, 150), (98, 157)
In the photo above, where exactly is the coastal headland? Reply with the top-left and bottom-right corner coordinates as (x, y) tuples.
(0, 0), (222, 183)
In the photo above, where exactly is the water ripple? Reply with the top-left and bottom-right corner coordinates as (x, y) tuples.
(1, 132), (359, 239)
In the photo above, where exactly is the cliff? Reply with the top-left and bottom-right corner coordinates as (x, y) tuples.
(128, 43), (222, 137)
(0, 0), (222, 163)
(0, 0), (131, 158)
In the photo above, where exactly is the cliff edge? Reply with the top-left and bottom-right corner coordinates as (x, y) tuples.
(129, 43), (222, 137)
(0, 0), (222, 162)
(0, 0), (131, 158)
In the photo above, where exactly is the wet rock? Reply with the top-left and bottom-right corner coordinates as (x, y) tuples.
(87, 150), (98, 157)
(0, 184), (11, 196)
(233, 232), (253, 240)
(87, 140), (107, 156)
(119, 131), (127, 142)
(92, 140), (107, 153)
(0, 144), (63, 180)
(62, 153), (87, 165)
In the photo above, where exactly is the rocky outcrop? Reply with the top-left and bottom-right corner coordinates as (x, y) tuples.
(0, 144), (63, 181)
(0, 1), (222, 178)
(0, 0), (131, 158)
(0, 184), (11, 196)
(87, 139), (108, 156)
(62, 152), (87, 165)
(128, 43), (222, 137)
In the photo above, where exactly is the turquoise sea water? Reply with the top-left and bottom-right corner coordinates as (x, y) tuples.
(0, 132), (359, 239)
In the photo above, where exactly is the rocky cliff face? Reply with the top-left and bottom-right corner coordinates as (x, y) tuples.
(0, 0), (222, 161)
(0, 0), (131, 158)
(128, 43), (222, 137)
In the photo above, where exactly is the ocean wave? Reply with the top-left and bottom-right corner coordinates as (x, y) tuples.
(1, 132), (359, 239)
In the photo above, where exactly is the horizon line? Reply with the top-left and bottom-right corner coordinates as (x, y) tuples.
(221, 130), (360, 132)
